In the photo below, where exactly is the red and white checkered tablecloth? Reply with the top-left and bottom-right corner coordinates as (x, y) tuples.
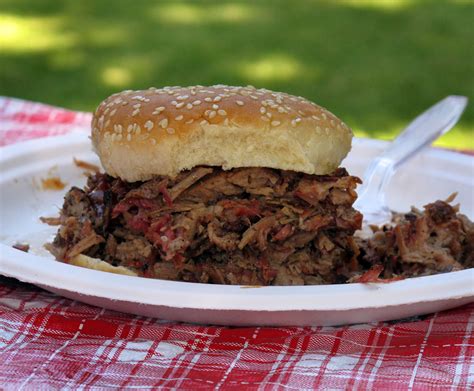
(0, 96), (473, 390)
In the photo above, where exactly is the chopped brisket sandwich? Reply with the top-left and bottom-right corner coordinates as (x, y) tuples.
(45, 85), (473, 284)
(46, 85), (364, 285)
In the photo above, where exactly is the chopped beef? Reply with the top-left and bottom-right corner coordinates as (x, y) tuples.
(355, 198), (474, 280)
(73, 158), (100, 173)
(47, 166), (363, 285)
(40, 216), (62, 226)
(13, 243), (30, 252)
(168, 167), (213, 200)
(45, 166), (473, 285)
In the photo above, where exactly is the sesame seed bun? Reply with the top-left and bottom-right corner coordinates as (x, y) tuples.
(91, 85), (353, 181)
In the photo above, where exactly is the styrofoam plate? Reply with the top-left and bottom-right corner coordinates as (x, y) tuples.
(0, 133), (473, 326)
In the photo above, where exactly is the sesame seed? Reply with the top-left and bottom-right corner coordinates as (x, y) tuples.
(291, 120), (297, 127)
(135, 126), (141, 135)
(261, 116), (270, 122)
(171, 100), (178, 106)
(110, 108), (117, 116)
(271, 120), (281, 127)
(208, 110), (217, 119)
(192, 100), (201, 105)
(295, 117), (302, 123)
(298, 110), (305, 116)
(330, 119), (335, 126)
(312, 115), (320, 120)
(278, 107), (286, 113)
(322, 113), (327, 119)
(127, 124), (133, 133)
(177, 95), (189, 101)
(176, 102), (185, 109)
(132, 109), (140, 116)
(159, 118), (168, 128)
(200, 119), (209, 126)
(217, 109), (227, 116)
(185, 119), (194, 124)
(213, 96), (222, 102)
(105, 119), (111, 127)
(262, 101), (268, 107)
(266, 112), (272, 118)
(186, 103), (193, 109)
(236, 100), (244, 106)
(167, 128), (175, 134)
(122, 101), (128, 106)
(152, 106), (165, 115)
(175, 115), (184, 121)
(260, 107), (266, 114)
(145, 120), (154, 131)
(250, 95), (258, 100)
(127, 134), (132, 141)
(212, 104), (219, 110)
(133, 104), (141, 109)
(204, 97), (212, 102)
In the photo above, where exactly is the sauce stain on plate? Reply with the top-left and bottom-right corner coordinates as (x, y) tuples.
(41, 176), (66, 191)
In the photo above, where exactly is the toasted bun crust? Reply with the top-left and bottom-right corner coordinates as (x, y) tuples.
(92, 85), (353, 181)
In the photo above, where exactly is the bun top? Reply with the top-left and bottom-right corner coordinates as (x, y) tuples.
(92, 85), (353, 181)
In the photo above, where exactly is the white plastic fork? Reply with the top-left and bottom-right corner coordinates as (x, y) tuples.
(354, 95), (468, 227)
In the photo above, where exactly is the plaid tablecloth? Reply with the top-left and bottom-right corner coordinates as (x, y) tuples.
(0, 97), (473, 390)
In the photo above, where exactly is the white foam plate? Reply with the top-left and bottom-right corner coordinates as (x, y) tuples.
(0, 133), (473, 326)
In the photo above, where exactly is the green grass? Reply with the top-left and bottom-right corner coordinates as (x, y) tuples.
(1, 0), (473, 148)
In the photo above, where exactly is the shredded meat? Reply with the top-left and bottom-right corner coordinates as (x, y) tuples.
(73, 158), (100, 173)
(168, 167), (213, 200)
(40, 216), (61, 226)
(355, 197), (474, 280)
(47, 166), (364, 285)
(45, 166), (473, 285)
(12, 243), (30, 252)
(67, 232), (104, 259)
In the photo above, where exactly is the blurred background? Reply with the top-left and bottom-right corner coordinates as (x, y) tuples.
(1, 0), (473, 148)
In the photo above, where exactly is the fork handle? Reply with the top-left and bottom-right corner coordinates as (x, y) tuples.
(359, 95), (468, 199)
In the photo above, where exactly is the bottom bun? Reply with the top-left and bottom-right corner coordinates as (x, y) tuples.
(70, 254), (138, 276)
